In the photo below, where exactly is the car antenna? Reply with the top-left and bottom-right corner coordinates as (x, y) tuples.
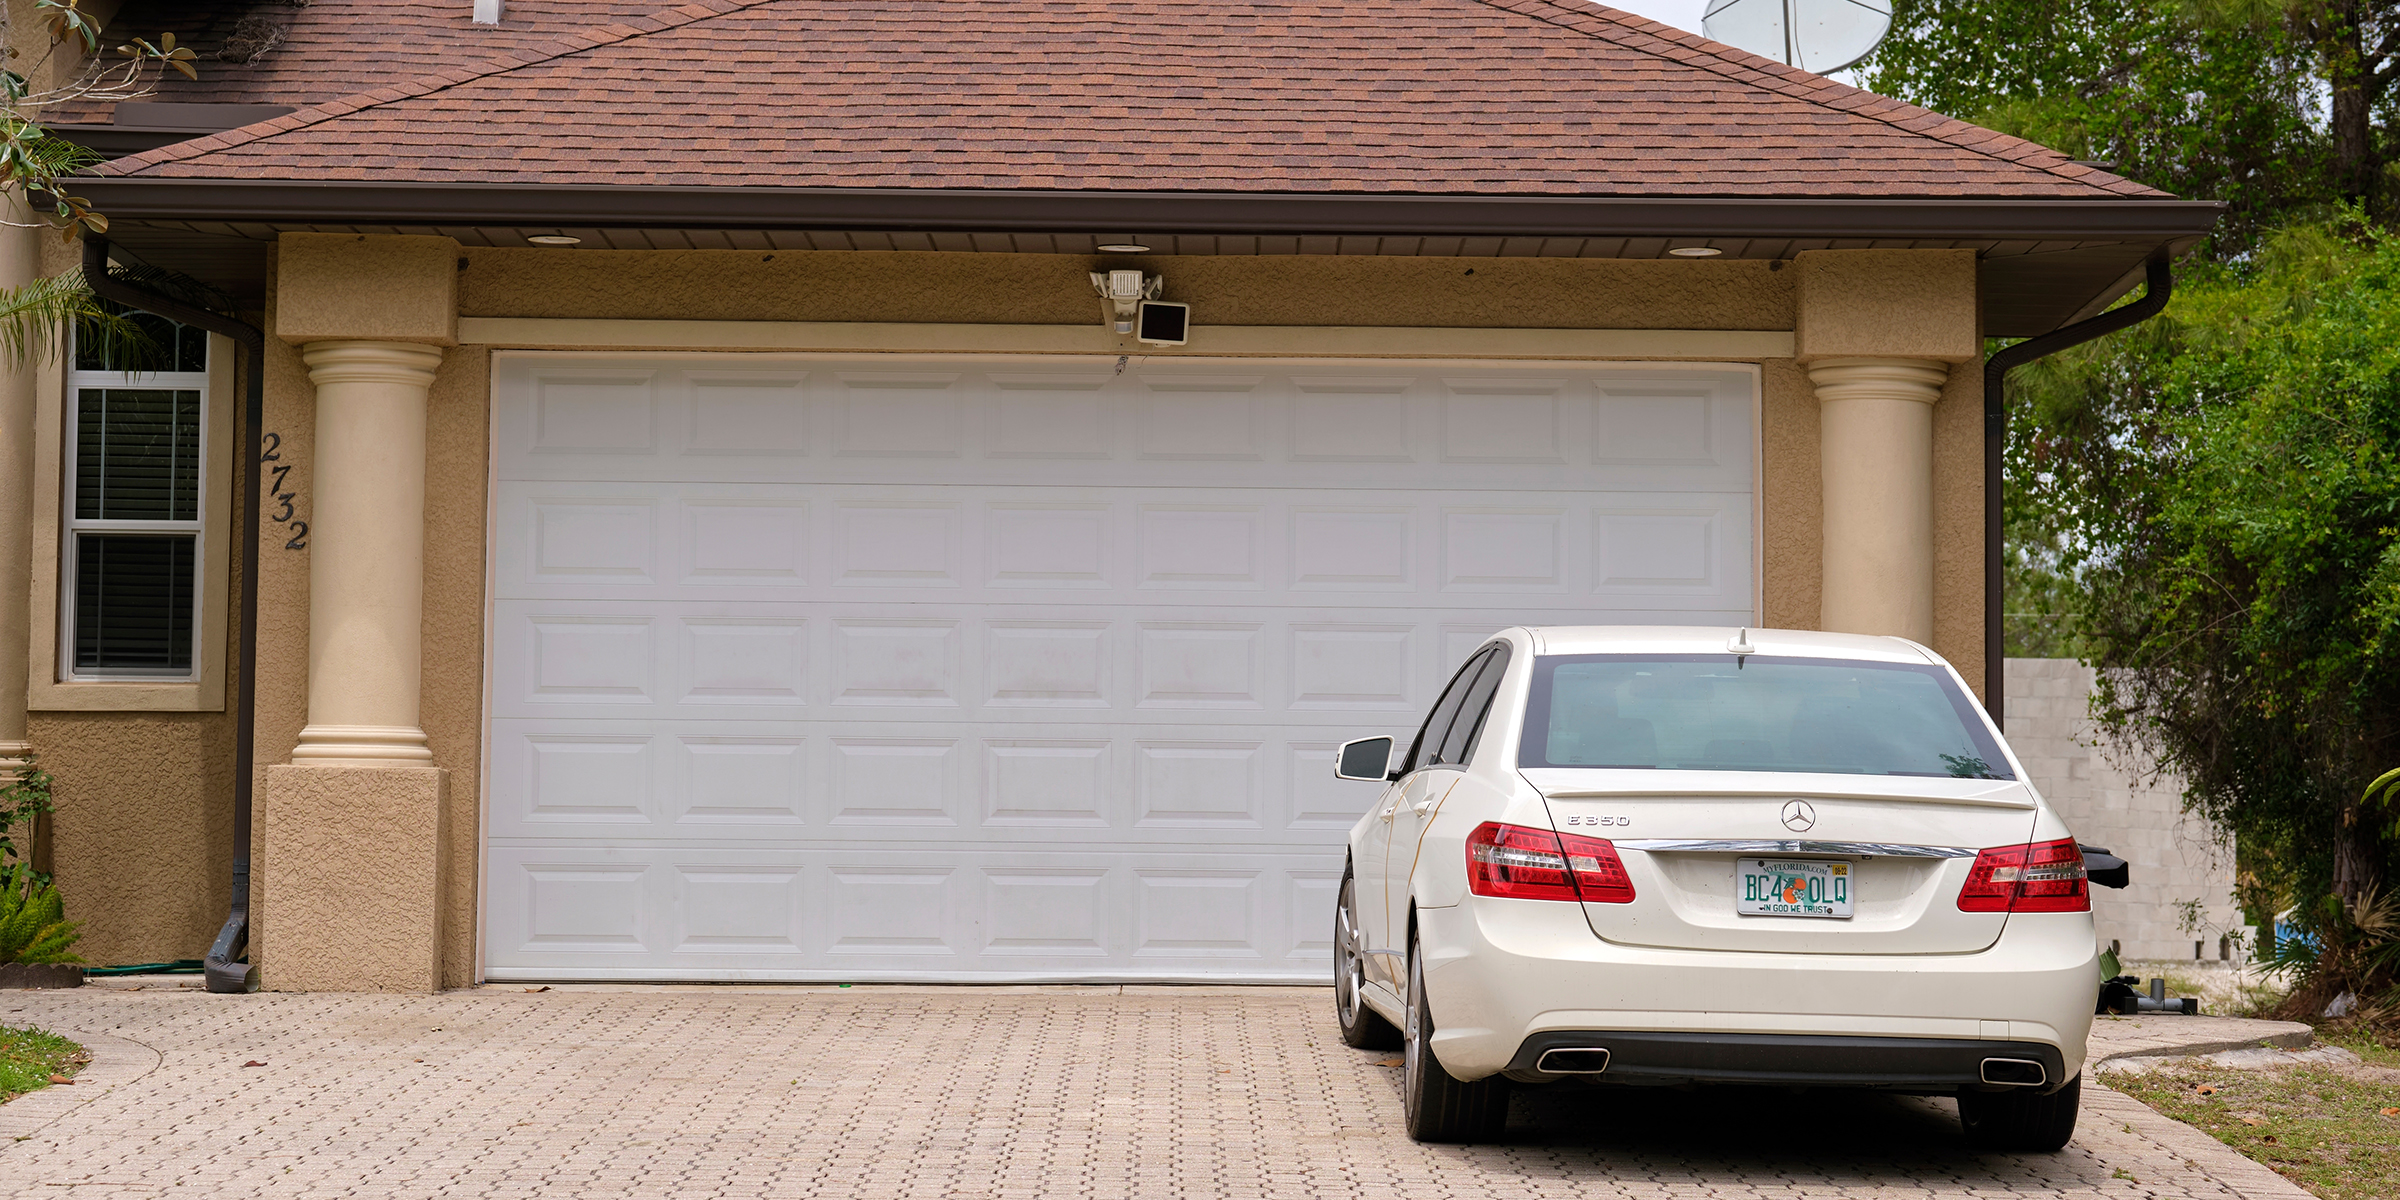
(1728, 627), (1756, 666)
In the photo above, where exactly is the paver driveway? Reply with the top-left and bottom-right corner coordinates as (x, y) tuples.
(0, 984), (2303, 1199)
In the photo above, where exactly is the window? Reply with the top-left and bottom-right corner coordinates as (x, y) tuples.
(1518, 655), (2013, 779)
(62, 313), (211, 679)
(1401, 645), (1499, 774)
(1439, 644), (1511, 766)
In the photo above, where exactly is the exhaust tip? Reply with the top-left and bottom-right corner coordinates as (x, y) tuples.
(1980, 1057), (2046, 1087)
(1535, 1047), (1611, 1074)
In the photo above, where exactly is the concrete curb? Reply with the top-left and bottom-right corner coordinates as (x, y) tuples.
(2088, 1014), (2314, 1064)
(0, 1028), (161, 1143)
(2079, 1016), (2323, 1200)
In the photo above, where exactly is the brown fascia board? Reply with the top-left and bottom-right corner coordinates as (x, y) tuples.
(72, 178), (2224, 243)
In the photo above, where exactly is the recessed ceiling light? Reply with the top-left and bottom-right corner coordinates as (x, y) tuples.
(1667, 246), (1723, 258)
(1097, 243), (1151, 253)
(527, 234), (582, 246)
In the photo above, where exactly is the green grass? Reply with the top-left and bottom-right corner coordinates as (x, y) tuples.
(0, 1024), (85, 1103)
(2113, 1034), (2400, 1200)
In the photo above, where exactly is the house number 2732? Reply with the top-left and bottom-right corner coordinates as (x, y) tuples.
(260, 432), (308, 550)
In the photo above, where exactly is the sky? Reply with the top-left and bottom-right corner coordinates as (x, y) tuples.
(1588, 0), (1872, 88)
(1602, 0), (1708, 32)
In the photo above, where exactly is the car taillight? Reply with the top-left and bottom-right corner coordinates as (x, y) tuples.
(1958, 837), (2090, 913)
(1466, 821), (1636, 904)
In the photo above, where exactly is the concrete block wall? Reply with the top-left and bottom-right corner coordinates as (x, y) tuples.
(2004, 659), (2242, 962)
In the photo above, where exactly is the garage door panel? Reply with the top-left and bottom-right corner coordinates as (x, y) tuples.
(490, 601), (1758, 725)
(482, 845), (1345, 981)
(486, 354), (1756, 981)
(488, 718), (1398, 842)
(491, 356), (1752, 492)
(493, 481), (1753, 606)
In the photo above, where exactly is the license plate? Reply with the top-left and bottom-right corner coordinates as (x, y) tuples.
(1737, 859), (1854, 919)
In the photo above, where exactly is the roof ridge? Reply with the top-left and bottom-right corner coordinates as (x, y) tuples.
(1476, 0), (2157, 198)
(100, 0), (774, 177)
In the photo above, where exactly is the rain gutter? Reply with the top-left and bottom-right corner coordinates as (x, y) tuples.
(1981, 251), (2173, 729)
(67, 178), (2228, 242)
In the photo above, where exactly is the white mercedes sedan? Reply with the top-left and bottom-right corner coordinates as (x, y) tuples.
(1332, 626), (2097, 1149)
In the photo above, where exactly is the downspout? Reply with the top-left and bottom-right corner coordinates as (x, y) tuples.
(82, 236), (263, 993)
(1982, 251), (2173, 729)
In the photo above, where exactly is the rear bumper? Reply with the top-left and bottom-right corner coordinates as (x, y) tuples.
(1409, 897), (2098, 1085)
(1502, 1030), (2069, 1093)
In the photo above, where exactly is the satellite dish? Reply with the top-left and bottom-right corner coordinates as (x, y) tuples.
(1702, 0), (1893, 74)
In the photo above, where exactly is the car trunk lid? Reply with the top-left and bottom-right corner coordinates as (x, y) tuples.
(1525, 769), (2038, 955)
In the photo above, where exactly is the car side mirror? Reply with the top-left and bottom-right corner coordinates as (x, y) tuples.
(2081, 845), (2131, 890)
(1335, 736), (1397, 782)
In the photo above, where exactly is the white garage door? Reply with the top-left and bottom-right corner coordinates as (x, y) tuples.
(482, 353), (1756, 981)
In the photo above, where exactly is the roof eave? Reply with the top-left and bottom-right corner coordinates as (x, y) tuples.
(74, 177), (2224, 242)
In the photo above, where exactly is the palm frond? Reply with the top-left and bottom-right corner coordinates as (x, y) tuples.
(0, 268), (121, 367)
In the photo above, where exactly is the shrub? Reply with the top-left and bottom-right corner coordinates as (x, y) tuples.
(0, 864), (80, 966)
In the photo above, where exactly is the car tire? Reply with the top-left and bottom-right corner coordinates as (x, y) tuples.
(1334, 870), (1402, 1050)
(1958, 1073), (2081, 1153)
(1402, 926), (1509, 1143)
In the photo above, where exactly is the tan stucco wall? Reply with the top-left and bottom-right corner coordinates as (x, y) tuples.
(1759, 358), (1820, 633)
(243, 255), (491, 988)
(423, 346), (492, 988)
(25, 237), (1997, 982)
(276, 234), (460, 346)
(1794, 249), (1980, 364)
(458, 249), (1800, 330)
(26, 242), (249, 968)
(258, 763), (447, 991)
(1931, 361), (1987, 701)
(30, 711), (235, 965)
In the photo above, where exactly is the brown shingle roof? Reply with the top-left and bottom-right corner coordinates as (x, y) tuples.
(96, 0), (2159, 199)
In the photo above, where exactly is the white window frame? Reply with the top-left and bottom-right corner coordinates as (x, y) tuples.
(58, 345), (210, 682)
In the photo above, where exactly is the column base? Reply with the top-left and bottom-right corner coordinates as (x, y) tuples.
(259, 764), (447, 992)
(0, 740), (31, 782)
(291, 724), (434, 766)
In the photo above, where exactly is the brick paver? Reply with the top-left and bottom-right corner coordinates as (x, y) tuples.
(0, 984), (2306, 1198)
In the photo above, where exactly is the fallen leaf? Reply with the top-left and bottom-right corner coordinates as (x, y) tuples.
(2195, 1084), (2217, 1096)
(1375, 1058), (1404, 1068)
(45, 1075), (70, 1085)
(242, 1061), (266, 1068)
(523, 986), (550, 993)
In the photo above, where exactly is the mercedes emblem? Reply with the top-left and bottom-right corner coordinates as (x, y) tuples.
(1780, 800), (1817, 833)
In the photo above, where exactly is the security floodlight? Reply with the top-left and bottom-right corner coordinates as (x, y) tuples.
(1090, 270), (1163, 334)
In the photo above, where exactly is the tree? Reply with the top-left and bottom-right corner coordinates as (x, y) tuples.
(1864, 0), (2332, 253)
(1868, 6), (2400, 1006)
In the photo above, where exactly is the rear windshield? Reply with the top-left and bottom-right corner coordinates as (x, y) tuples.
(1518, 654), (2013, 779)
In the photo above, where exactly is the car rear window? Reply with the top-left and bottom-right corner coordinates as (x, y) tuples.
(1518, 654), (2013, 779)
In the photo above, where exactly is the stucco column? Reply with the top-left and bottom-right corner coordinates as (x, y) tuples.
(0, 210), (40, 781)
(291, 341), (446, 766)
(1809, 357), (1951, 644)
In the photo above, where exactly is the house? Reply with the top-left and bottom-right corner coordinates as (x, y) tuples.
(0, 0), (2219, 990)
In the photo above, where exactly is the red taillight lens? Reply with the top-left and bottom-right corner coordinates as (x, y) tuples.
(1466, 822), (1636, 904)
(1958, 837), (2089, 913)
